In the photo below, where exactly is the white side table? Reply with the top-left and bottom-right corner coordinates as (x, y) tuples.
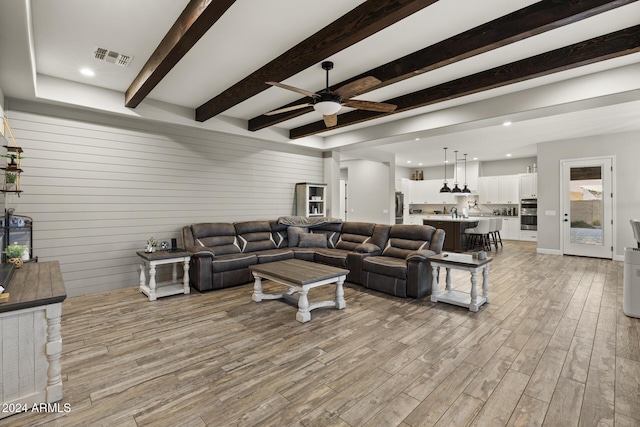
(428, 252), (492, 312)
(137, 250), (191, 301)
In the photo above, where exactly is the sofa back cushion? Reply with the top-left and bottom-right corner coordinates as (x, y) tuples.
(191, 223), (240, 256)
(335, 222), (376, 251)
(309, 222), (343, 248)
(234, 221), (277, 253)
(270, 221), (289, 248)
(382, 224), (436, 259)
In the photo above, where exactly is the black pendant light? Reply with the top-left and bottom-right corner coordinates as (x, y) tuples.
(451, 150), (462, 193)
(439, 147), (451, 193)
(462, 153), (471, 193)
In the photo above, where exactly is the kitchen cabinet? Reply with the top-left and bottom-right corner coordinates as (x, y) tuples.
(500, 175), (520, 204)
(408, 180), (455, 204)
(296, 183), (326, 217)
(501, 217), (520, 240)
(478, 175), (520, 204)
(407, 215), (423, 225)
(519, 229), (537, 242)
(520, 173), (538, 198)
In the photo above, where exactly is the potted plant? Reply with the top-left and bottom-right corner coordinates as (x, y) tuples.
(4, 243), (29, 259)
(4, 171), (16, 191)
(145, 237), (158, 253)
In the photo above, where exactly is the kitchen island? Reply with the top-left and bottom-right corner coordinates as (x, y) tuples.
(423, 216), (479, 252)
(0, 261), (67, 419)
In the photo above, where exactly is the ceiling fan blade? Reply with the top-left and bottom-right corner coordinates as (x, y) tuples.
(323, 114), (338, 127)
(264, 103), (312, 116)
(333, 76), (382, 99)
(344, 99), (397, 113)
(266, 81), (319, 98)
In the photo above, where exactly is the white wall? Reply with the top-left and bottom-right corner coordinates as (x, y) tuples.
(5, 99), (324, 296)
(342, 159), (391, 224)
(537, 131), (640, 258)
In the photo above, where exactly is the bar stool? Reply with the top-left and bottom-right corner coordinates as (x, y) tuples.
(464, 219), (492, 251)
(490, 217), (503, 250)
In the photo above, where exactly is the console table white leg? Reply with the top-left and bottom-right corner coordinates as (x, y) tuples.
(482, 265), (489, 303)
(430, 265), (439, 303)
(296, 287), (311, 323)
(252, 273), (263, 302)
(183, 259), (190, 294)
(445, 267), (452, 292)
(335, 277), (346, 309)
(469, 270), (479, 312)
(46, 303), (63, 402)
(139, 262), (146, 293)
(148, 264), (157, 301)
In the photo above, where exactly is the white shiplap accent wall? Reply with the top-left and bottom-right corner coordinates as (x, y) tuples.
(4, 101), (324, 296)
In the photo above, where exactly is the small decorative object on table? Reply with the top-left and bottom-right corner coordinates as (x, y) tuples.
(145, 237), (157, 253)
(160, 241), (169, 250)
(5, 242), (28, 267)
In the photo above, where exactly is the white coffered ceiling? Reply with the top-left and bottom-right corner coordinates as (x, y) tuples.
(1, 0), (639, 167)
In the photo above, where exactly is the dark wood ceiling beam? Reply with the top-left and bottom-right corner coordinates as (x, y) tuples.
(195, 0), (439, 122)
(289, 25), (640, 139)
(249, 0), (636, 131)
(125, 0), (236, 108)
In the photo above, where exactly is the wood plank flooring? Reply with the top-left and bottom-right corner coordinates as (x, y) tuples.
(2, 241), (639, 427)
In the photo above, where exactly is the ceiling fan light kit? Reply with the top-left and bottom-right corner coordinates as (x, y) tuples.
(265, 61), (396, 128)
(314, 101), (341, 115)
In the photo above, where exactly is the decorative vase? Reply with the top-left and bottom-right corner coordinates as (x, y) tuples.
(144, 244), (155, 253)
(8, 257), (24, 268)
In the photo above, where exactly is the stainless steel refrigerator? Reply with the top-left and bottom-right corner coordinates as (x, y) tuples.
(395, 192), (404, 224)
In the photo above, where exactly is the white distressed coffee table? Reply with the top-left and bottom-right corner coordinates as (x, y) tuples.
(428, 252), (492, 312)
(137, 250), (191, 301)
(249, 259), (349, 323)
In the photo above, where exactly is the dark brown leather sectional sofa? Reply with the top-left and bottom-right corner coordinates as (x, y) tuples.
(182, 219), (445, 299)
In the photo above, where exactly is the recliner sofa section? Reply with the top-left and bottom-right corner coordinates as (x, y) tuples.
(182, 219), (444, 298)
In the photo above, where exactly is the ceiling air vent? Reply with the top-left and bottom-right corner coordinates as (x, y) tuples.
(93, 47), (132, 67)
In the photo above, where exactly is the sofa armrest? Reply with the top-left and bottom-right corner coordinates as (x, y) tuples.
(185, 245), (215, 258)
(406, 249), (435, 262)
(354, 242), (382, 255)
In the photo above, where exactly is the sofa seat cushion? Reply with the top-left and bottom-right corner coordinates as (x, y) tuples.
(290, 247), (317, 262)
(314, 248), (351, 268)
(255, 249), (294, 264)
(211, 253), (257, 273)
(362, 256), (407, 279)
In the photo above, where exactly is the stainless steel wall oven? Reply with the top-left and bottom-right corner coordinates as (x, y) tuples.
(520, 198), (537, 231)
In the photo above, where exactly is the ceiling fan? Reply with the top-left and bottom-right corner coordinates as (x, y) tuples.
(265, 61), (397, 128)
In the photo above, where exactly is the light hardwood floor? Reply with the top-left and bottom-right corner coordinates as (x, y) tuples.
(2, 241), (639, 427)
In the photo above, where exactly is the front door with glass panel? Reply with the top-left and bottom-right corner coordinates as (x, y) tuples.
(561, 158), (613, 259)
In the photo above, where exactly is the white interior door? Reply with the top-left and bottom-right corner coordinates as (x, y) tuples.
(561, 158), (613, 258)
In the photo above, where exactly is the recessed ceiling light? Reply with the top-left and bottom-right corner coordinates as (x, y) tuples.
(418, 163), (423, 166)
(503, 121), (512, 126)
(473, 157), (478, 160)
(80, 68), (95, 77)
(506, 154), (512, 157)
(415, 138), (420, 141)
(407, 160), (411, 164)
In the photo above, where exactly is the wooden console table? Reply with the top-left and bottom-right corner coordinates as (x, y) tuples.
(429, 252), (492, 312)
(0, 261), (67, 419)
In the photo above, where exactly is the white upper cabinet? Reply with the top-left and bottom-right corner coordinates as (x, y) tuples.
(408, 179), (455, 204)
(479, 175), (520, 204)
(520, 173), (538, 198)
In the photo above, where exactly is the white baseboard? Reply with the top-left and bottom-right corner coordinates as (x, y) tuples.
(537, 248), (562, 255)
(614, 254), (624, 262)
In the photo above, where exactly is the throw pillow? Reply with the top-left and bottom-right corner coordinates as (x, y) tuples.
(298, 233), (328, 248)
(287, 226), (309, 247)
